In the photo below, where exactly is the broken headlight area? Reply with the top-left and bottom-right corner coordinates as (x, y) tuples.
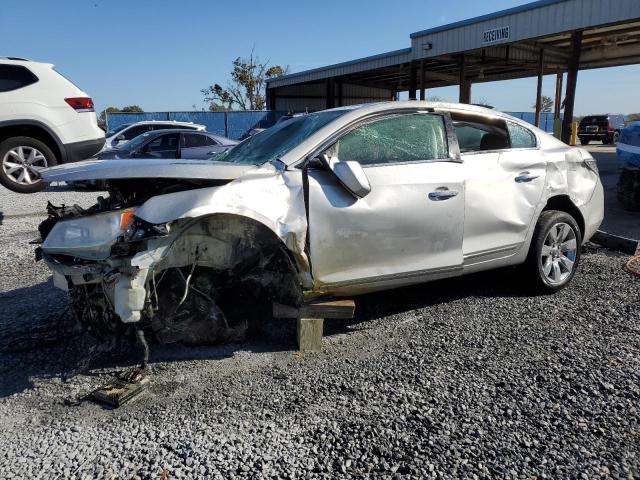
(39, 206), (170, 261)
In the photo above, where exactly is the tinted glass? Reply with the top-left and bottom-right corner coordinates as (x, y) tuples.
(184, 133), (215, 148)
(337, 114), (448, 165)
(0, 65), (38, 92)
(452, 113), (509, 152)
(507, 122), (536, 148)
(212, 110), (347, 165)
(123, 125), (150, 140)
(580, 116), (608, 124)
(106, 123), (130, 137)
(147, 133), (179, 152)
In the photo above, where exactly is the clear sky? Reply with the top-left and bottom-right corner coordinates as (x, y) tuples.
(1, 0), (638, 115)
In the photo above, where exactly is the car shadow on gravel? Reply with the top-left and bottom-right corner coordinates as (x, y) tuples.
(325, 265), (532, 335)
(0, 265), (534, 399)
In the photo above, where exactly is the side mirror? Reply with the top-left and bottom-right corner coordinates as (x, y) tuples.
(320, 153), (371, 198)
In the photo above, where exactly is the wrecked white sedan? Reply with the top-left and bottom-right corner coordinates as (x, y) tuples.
(37, 102), (603, 346)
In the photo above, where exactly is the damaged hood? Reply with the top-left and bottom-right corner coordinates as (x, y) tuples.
(40, 159), (256, 182)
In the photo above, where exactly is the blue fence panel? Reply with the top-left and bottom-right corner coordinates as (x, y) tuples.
(107, 110), (561, 138)
(505, 111), (561, 133)
(106, 112), (168, 130)
(106, 110), (289, 140)
(226, 111), (283, 140)
(168, 111), (227, 137)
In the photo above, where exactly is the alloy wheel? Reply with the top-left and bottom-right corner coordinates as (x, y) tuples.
(2, 146), (48, 186)
(541, 222), (577, 284)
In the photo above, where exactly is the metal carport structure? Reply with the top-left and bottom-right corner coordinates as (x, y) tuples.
(266, 0), (640, 142)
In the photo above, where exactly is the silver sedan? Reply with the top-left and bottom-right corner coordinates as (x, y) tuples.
(38, 102), (604, 343)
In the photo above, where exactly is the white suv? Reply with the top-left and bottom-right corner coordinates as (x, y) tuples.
(0, 58), (105, 193)
(104, 120), (206, 150)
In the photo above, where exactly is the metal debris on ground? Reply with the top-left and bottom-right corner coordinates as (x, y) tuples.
(625, 255), (640, 276)
(92, 373), (150, 408)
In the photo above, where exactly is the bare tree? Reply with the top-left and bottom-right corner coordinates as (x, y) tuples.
(202, 49), (288, 111)
(532, 95), (554, 113)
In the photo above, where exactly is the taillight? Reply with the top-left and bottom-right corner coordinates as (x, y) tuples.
(608, 121), (613, 132)
(64, 97), (94, 112)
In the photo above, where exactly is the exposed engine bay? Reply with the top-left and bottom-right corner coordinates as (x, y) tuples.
(37, 177), (304, 350)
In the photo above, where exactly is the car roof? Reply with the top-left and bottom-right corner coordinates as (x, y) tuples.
(124, 120), (205, 127)
(280, 100), (558, 166)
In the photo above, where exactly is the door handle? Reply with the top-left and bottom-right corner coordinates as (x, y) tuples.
(515, 171), (540, 183)
(428, 188), (459, 201)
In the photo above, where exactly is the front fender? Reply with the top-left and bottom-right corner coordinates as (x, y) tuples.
(135, 166), (310, 279)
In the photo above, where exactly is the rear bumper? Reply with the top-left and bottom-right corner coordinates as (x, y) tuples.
(579, 180), (605, 243)
(63, 137), (105, 163)
(579, 132), (612, 139)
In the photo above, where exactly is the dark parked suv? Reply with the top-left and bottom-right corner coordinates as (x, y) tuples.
(578, 114), (626, 145)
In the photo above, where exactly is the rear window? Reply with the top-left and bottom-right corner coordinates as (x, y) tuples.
(0, 64), (38, 92)
(580, 116), (608, 124)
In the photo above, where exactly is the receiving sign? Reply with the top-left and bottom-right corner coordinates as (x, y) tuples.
(482, 26), (510, 44)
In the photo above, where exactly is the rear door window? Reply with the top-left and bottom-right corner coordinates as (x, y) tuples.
(147, 133), (179, 152)
(183, 133), (217, 148)
(451, 113), (510, 153)
(507, 122), (537, 149)
(0, 64), (38, 92)
(123, 125), (150, 140)
(336, 113), (449, 166)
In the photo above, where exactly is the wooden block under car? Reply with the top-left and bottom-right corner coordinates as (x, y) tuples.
(273, 299), (355, 352)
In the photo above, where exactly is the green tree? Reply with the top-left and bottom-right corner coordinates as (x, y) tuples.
(532, 95), (554, 113)
(202, 49), (288, 111)
(98, 105), (144, 129)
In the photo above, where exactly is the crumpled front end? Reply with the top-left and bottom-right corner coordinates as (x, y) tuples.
(38, 166), (307, 345)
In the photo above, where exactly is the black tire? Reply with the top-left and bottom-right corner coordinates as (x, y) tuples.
(613, 131), (620, 144)
(0, 136), (57, 193)
(579, 138), (589, 145)
(602, 137), (611, 145)
(525, 210), (582, 293)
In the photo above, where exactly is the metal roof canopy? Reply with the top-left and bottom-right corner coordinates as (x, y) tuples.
(267, 0), (640, 129)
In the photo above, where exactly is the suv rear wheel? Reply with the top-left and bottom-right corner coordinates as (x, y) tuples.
(0, 136), (57, 193)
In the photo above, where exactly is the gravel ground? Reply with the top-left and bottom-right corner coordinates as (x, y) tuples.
(0, 185), (639, 479)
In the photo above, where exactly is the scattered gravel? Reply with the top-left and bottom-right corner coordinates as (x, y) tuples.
(0, 185), (639, 479)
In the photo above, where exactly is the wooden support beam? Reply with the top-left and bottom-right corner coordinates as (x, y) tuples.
(273, 300), (355, 319)
(297, 319), (324, 352)
(267, 88), (276, 110)
(273, 300), (356, 353)
(325, 78), (335, 109)
(408, 61), (417, 100)
(459, 55), (471, 104)
(554, 71), (563, 120)
(534, 48), (544, 127)
(562, 31), (582, 144)
(336, 80), (343, 107)
(419, 59), (425, 100)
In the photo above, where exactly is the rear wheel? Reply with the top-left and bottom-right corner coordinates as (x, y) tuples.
(0, 136), (57, 193)
(613, 131), (620, 144)
(525, 210), (582, 293)
(579, 138), (590, 145)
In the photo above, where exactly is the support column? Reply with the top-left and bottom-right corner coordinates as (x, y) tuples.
(554, 71), (563, 120)
(325, 78), (335, 109)
(408, 61), (417, 100)
(534, 48), (544, 127)
(336, 80), (343, 107)
(459, 55), (471, 104)
(562, 31), (582, 144)
(419, 59), (425, 100)
(266, 88), (276, 110)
